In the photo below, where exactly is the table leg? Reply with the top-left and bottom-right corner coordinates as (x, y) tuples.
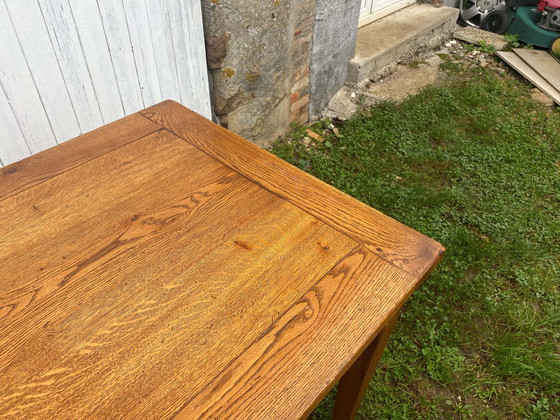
(332, 312), (399, 420)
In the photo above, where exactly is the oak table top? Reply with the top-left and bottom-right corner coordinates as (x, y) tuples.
(0, 101), (443, 419)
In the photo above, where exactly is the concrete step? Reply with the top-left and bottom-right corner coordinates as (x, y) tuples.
(347, 4), (459, 86)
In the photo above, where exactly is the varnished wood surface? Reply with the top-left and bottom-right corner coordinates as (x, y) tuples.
(0, 114), (161, 201)
(333, 313), (399, 419)
(0, 101), (443, 419)
(140, 101), (444, 279)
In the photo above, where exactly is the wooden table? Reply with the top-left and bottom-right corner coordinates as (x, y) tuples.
(0, 101), (443, 419)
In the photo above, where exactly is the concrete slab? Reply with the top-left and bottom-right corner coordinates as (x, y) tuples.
(347, 4), (459, 85)
(454, 26), (510, 51)
(322, 86), (359, 121)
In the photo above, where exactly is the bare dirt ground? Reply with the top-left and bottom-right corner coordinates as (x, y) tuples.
(322, 39), (555, 121)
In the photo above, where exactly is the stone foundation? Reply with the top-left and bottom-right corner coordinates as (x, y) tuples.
(201, 0), (317, 147)
(201, 0), (449, 146)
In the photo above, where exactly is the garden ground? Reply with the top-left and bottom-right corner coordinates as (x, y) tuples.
(272, 52), (560, 419)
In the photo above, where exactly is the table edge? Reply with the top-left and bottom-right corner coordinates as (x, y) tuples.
(139, 100), (445, 279)
(298, 244), (443, 419)
(0, 114), (162, 202)
(0, 100), (445, 279)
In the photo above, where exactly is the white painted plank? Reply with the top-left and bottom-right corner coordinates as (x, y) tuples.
(0, 1), (57, 154)
(0, 0), (210, 167)
(0, 87), (31, 167)
(163, 0), (211, 118)
(5, 0), (81, 143)
(146, 0), (181, 103)
(177, 0), (211, 118)
(514, 48), (560, 92)
(166, 0), (195, 106)
(122, 0), (163, 106)
(68, 0), (124, 124)
(497, 51), (560, 105)
(97, 0), (145, 115)
(39, 0), (104, 132)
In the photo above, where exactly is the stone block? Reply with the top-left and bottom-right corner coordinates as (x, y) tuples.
(290, 91), (300, 104)
(310, 0), (361, 116)
(206, 33), (231, 69)
(292, 74), (310, 93)
(290, 106), (309, 124)
(322, 86), (357, 121)
(290, 94), (310, 112)
(260, 98), (291, 147)
(453, 27), (510, 51)
(347, 4), (459, 85)
(292, 64), (310, 84)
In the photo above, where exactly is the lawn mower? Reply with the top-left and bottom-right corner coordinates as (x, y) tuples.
(459, 0), (560, 48)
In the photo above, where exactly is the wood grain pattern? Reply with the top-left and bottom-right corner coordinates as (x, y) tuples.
(140, 100), (445, 279)
(144, 0), (181, 103)
(68, 0), (125, 124)
(122, 0), (163, 106)
(0, 102), (443, 419)
(333, 313), (399, 419)
(0, 85), (30, 165)
(0, 113), (160, 201)
(0, 1), (58, 153)
(0, 129), (357, 418)
(96, 0), (145, 114)
(169, 0), (213, 117)
(39, 0), (105, 133)
(175, 248), (416, 419)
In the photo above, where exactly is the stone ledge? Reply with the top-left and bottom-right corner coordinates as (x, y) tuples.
(453, 26), (510, 51)
(347, 4), (459, 85)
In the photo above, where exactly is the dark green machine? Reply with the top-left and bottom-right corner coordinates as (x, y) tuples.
(508, 6), (560, 47)
(460, 0), (560, 48)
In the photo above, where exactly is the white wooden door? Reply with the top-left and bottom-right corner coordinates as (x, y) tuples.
(360, 0), (373, 21)
(0, 0), (211, 168)
(359, 0), (416, 27)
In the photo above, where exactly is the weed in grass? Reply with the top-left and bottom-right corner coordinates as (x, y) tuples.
(478, 41), (496, 54)
(272, 63), (560, 419)
(503, 33), (534, 50)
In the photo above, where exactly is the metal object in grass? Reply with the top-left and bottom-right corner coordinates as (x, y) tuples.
(536, 0), (560, 31)
(460, 0), (560, 47)
(460, 0), (510, 34)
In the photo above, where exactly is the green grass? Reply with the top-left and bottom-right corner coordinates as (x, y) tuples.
(272, 64), (560, 419)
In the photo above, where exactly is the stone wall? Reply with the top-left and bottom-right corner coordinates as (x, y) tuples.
(289, 1), (316, 126)
(201, 0), (316, 147)
(309, 0), (361, 117)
